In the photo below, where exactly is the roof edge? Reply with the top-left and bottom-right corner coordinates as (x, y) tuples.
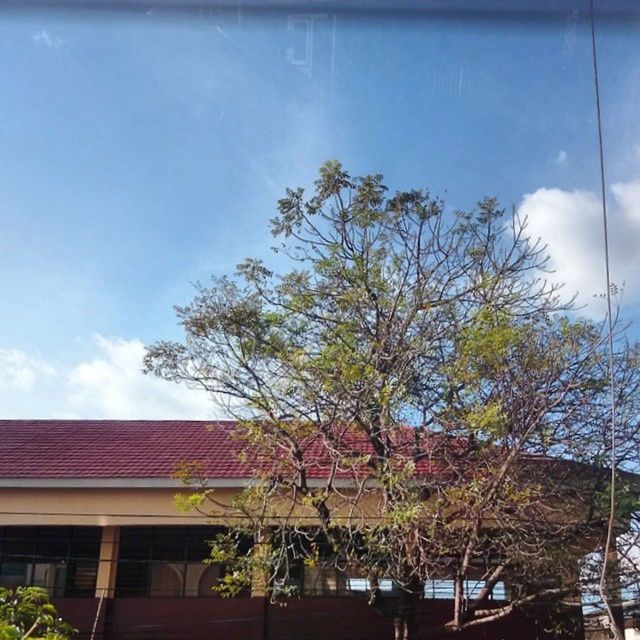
(0, 477), (362, 489)
(0, 477), (256, 489)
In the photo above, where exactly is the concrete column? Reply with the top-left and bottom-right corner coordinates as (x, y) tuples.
(95, 525), (120, 599)
(251, 527), (271, 598)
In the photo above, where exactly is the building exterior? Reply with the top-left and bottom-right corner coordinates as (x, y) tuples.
(0, 420), (585, 639)
(584, 602), (640, 640)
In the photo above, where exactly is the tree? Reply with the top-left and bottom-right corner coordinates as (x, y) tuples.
(0, 587), (75, 640)
(145, 161), (640, 639)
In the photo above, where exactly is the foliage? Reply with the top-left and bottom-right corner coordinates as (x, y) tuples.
(146, 161), (640, 638)
(0, 587), (75, 640)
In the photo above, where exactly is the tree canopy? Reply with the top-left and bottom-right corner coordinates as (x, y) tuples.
(146, 161), (640, 639)
(0, 587), (75, 640)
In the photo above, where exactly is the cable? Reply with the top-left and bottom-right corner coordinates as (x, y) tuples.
(0, 509), (589, 524)
(589, 1), (623, 639)
(89, 590), (105, 640)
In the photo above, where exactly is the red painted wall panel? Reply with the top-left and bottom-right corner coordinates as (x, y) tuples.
(53, 596), (583, 640)
(104, 597), (264, 640)
(52, 599), (102, 640)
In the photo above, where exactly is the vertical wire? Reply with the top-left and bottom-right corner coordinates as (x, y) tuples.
(90, 589), (105, 640)
(589, 0), (622, 637)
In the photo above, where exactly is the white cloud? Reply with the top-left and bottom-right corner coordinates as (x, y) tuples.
(67, 335), (214, 419)
(0, 349), (56, 391)
(68, 336), (212, 419)
(0, 336), (215, 419)
(519, 178), (640, 313)
(32, 30), (64, 50)
(552, 150), (569, 166)
(611, 179), (640, 225)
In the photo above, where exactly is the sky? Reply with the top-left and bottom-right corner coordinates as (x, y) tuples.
(1, 3), (640, 418)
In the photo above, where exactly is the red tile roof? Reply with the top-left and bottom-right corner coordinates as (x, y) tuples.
(0, 420), (459, 481)
(0, 420), (252, 479)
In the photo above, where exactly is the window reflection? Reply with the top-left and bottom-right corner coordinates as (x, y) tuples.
(115, 526), (226, 597)
(0, 527), (100, 597)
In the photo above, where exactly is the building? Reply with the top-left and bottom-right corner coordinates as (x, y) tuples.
(0, 419), (591, 639)
(584, 601), (640, 640)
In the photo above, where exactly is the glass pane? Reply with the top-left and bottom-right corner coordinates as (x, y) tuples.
(149, 562), (184, 597)
(426, 579), (455, 599)
(303, 565), (346, 596)
(0, 562), (31, 589)
(69, 528), (102, 558)
(118, 528), (153, 561)
(346, 577), (368, 592)
(186, 527), (221, 562)
(466, 579), (484, 599)
(184, 562), (221, 597)
(115, 559), (149, 597)
(332, 569), (348, 596)
(492, 581), (507, 601)
(153, 528), (188, 562)
(32, 562), (67, 597)
(2, 528), (37, 561)
(302, 565), (323, 596)
(65, 560), (98, 597)
(35, 528), (68, 560)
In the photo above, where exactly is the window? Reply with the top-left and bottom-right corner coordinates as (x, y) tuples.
(424, 578), (507, 601)
(0, 527), (101, 597)
(284, 562), (395, 597)
(301, 564), (347, 596)
(115, 526), (226, 597)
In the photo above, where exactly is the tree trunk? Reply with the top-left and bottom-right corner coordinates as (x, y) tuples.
(393, 617), (407, 640)
(604, 547), (625, 640)
(393, 579), (422, 639)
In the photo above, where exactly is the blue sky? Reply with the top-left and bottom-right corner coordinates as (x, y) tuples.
(1, 5), (639, 417)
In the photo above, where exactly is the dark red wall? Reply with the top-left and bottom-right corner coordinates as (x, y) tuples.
(267, 596), (393, 639)
(53, 596), (583, 640)
(104, 597), (264, 640)
(52, 599), (103, 640)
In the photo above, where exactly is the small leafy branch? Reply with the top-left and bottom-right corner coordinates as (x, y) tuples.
(0, 587), (75, 640)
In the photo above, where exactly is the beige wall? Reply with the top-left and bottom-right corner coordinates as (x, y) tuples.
(0, 487), (244, 526)
(0, 485), (386, 527)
